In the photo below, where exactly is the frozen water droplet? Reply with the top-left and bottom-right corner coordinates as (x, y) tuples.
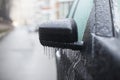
(43, 46), (56, 59)
(51, 48), (53, 57)
(45, 46), (47, 55)
(48, 47), (51, 59)
(44, 47), (46, 55)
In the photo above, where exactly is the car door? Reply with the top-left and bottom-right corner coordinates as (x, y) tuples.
(56, 0), (94, 80)
(55, 0), (120, 80)
(38, 0), (120, 80)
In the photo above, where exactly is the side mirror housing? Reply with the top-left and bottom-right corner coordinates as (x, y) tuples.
(39, 19), (83, 50)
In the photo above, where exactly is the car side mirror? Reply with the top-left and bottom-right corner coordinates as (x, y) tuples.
(39, 19), (83, 50)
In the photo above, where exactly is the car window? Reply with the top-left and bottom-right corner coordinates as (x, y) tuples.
(68, 0), (78, 18)
(68, 0), (94, 42)
(112, 0), (120, 36)
(117, 0), (120, 11)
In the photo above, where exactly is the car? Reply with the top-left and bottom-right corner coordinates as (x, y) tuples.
(39, 0), (120, 80)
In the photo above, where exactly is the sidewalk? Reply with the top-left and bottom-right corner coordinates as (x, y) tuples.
(0, 22), (13, 38)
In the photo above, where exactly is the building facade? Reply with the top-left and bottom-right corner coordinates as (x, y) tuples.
(38, 0), (73, 20)
(0, 0), (11, 22)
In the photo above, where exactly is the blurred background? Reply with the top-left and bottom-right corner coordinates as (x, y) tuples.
(1, 0), (73, 26)
(0, 0), (73, 80)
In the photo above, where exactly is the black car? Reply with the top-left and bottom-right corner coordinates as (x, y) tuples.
(39, 0), (120, 80)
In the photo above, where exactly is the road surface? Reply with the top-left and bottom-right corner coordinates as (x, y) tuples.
(0, 27), (57, 80)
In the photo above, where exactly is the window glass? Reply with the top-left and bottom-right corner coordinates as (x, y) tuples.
(117, 0), (120, 11)
(68, 0), (78, 18)
(73, 0), (94, 41)
(113, 0), (120, 34)
(59, 1), (73, 19)
(68, 0), (93, 41)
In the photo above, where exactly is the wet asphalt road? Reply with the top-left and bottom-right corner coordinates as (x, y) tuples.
(0, 27), (57, 80)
